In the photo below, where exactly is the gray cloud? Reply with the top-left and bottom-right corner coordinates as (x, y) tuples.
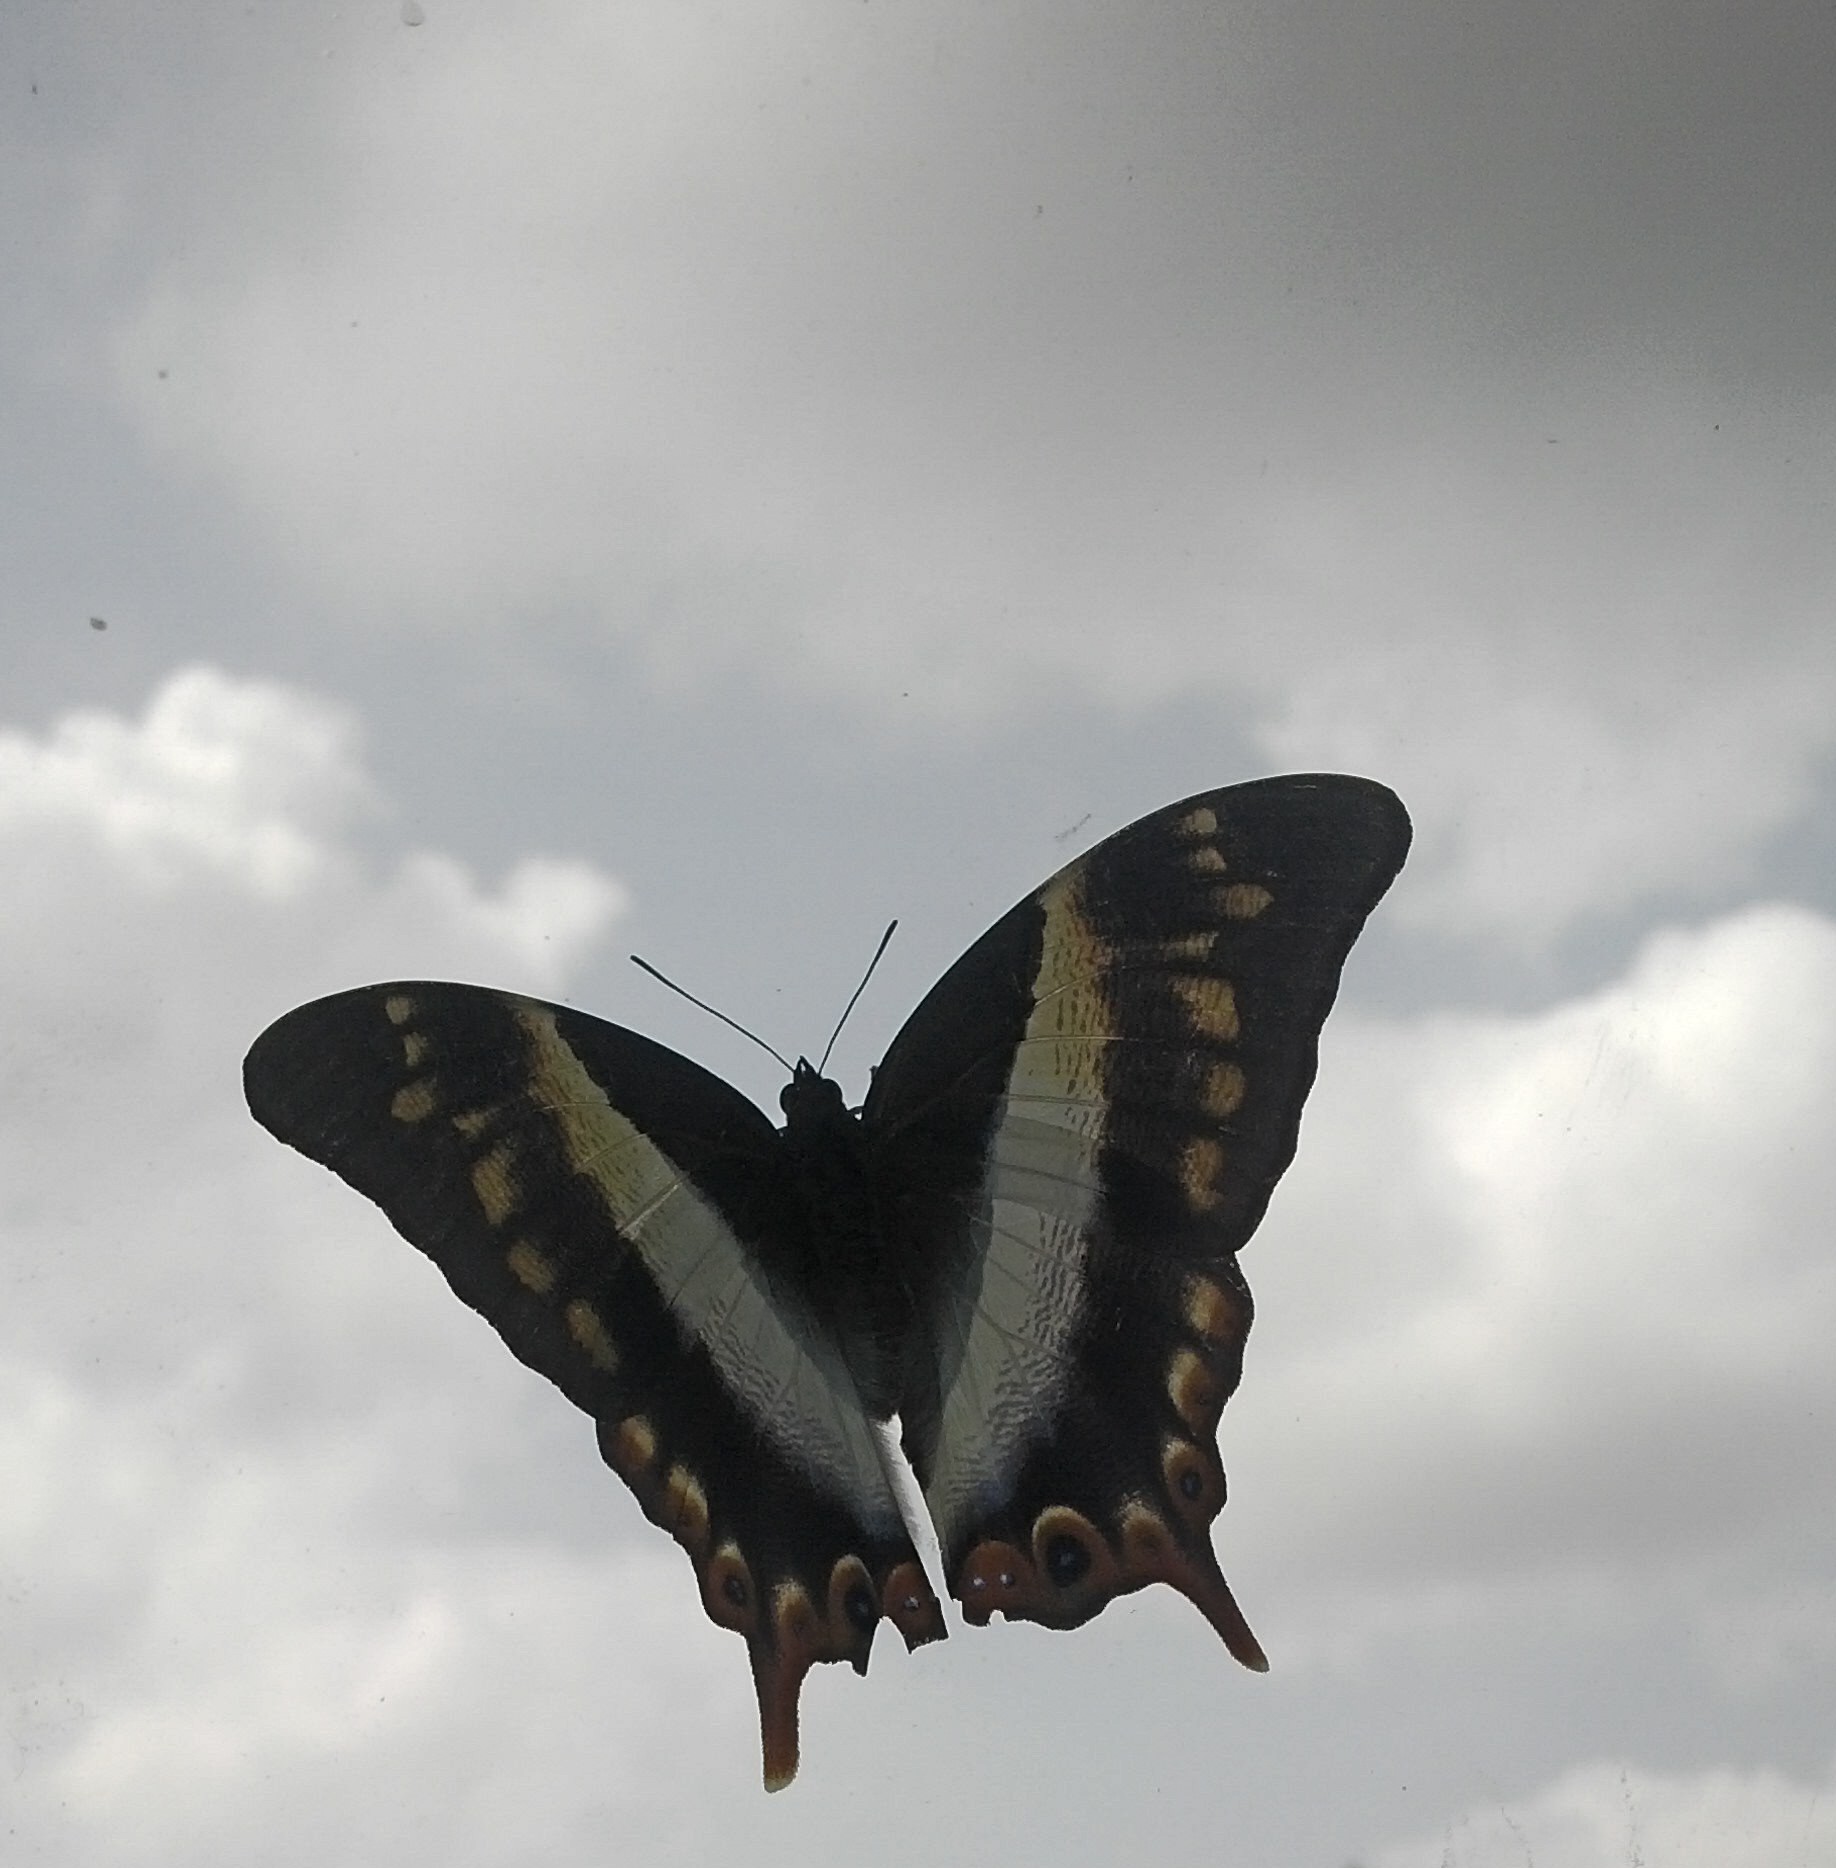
(47, 2), (1828, 948)
(8, 4), (1836, 1858)
(1371, 1751), (1836, 1868)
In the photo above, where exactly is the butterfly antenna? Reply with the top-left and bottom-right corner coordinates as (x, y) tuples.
(629, 955), (794, 1072)
(818, 920), (898, 1076)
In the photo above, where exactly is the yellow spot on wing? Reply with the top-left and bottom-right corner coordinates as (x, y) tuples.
(1167, 1347), (1222, 1431)
(451, 1105), (500, 1139)
(1183, 1274), (1241, 1341)
(1187, 844), (1228, 874)
(611, 1415), (656, 1475)
(507, 1238), (557, 1294)
(565, 1298), (619, 1371)
(1170, 975), (1240, 1041)
(384, 994), (415, 1026)
(1180, 1136), (1227, 1213)
(1199, 1060), (1247, 1118)
(471, 1142), (519, 1225)
(401, 1030), (430, 1067)
(1178, 806), (1219, 837)
(391, 1079), (437, 1123)
(1217, 881), (1274, 919)
(1148, 932), (1217, 963)
(663, 1464), (710, 1553)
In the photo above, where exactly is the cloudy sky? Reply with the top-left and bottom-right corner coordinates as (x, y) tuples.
(6, 2), (1835, 1862)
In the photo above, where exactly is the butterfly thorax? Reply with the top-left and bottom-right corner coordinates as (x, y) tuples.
(776, 1058), (902, 1416)
(776, 1059), (873, 1264)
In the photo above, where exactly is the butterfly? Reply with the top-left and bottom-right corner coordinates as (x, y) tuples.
(244, 773), (1409, 1788)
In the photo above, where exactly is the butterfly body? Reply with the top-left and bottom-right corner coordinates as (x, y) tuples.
(245, 774), (1409, 1787)
(768, 1060), (909, 1416)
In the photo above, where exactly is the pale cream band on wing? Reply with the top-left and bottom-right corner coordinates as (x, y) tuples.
(513, 1004), (905, 1532)
(920, 872), (1109, 1553)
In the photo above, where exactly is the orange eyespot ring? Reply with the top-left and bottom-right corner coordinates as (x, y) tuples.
(1167, 1347), (1223, 1431)
(704, 1543), (757, 1635)
(1161, 1437), (1225, 1525)
(826, 1554), (878, 1648)
(1028, 1506), (1121, 1614)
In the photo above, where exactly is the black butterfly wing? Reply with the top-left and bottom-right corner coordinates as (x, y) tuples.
(245, 983), (943, 1790)
(861, 774), (1410, 1660)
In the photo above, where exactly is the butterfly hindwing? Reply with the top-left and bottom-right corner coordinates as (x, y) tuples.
(863, 774), (1410, 1655)
(244, 983), (944, 1790)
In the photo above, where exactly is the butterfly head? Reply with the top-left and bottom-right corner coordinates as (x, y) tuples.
(779, 1057), (848, 1129)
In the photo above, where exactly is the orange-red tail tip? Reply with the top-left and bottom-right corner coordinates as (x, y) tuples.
(1191, 1565), (1268, 1672)
(752, 1645), (810, 1793)
(1140, 1536), (1269, 1672)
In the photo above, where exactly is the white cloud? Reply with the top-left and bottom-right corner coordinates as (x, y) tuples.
(1369, 1753), (1836, 1868)
(0, 665), (366, 897)
(0, 663), (623, 1003)
(0, 668), (667, 1865)
(0, 667), (627, 1394)
(1234, 902), (1836, 1678)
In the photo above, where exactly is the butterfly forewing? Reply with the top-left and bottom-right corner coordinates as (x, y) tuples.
(862, 775), (1410, 1657)
(244, 983), (944, 1790)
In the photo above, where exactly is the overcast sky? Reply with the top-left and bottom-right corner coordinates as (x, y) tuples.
(5, 3), (1835, 1863)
